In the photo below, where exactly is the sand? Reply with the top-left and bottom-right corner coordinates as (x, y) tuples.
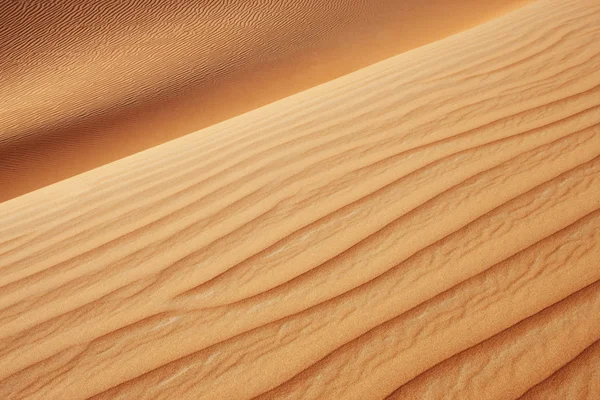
(0, 0), (599, 398)
(0, 0), (531, 202)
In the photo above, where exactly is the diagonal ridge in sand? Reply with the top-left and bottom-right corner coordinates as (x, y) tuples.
(0, 0), (533, 202)
(0, 0), (599, 398)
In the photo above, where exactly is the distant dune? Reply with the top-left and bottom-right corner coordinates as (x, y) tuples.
(0, 0), (530, 202)
(1, 0), (599, 399)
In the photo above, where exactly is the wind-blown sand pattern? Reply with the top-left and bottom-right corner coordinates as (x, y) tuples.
(0, 0), (599, 399)
(0, 0), (531, 201)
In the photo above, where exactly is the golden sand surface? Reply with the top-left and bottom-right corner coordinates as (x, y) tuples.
(0, 0), (599, 399)
(0, 0), (530, 202)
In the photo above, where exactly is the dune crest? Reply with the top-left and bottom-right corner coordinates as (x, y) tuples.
(0, 0), (531, 202)
(0, 0), (599, 399)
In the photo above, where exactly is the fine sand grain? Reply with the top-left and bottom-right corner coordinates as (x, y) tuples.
(0, 0), (599, 399)
(0, 0), (531, 201)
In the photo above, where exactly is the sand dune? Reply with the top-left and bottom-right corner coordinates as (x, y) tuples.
(0, 0), (599, 398)
(0, 0), (531, 202)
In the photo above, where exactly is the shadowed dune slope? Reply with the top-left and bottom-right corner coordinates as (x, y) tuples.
(0, 0), (532, 202)
(1, 0), (600, 398)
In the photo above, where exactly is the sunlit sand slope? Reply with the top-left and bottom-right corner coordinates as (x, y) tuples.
(0, 0), (599, 398)
(0, 0), (530, 202)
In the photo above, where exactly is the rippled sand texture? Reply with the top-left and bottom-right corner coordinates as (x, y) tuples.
(0, 0), (531, 202)
(1, 0), (600, 399)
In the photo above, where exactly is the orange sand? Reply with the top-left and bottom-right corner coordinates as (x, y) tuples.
(0, 0), (530, 202)
(0, 0), (599, 399)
